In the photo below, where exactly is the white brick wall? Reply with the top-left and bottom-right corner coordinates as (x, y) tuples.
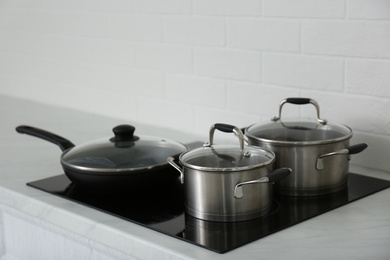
(302, 21), (390, 58)
(346, 59), (390, 98)
(263, 0), (346, 18)
(194, 48), (261, 81)
(263, 54), (344, 91)
(165, 74), (226, 108)
(136, 44), (193, 73)
(110, 14), (162, 42)
(227, 18), (301, 52)
(347, 0), (390, 20)
(164, 16), (225, 46)
(0, 0), (390, 171)
(135, 0), (192, 14)
(194, 0), (261, 16)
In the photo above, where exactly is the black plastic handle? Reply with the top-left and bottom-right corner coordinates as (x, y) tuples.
(214, 123), (235, 133)
(267, 168), (292, 182)
(112, 125), (138, 142)
(286, 97), (311, 105)
(347, 143), (368, 155)
(15, 125), (75, 152)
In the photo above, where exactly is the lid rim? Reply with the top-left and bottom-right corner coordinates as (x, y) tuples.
(178, 146), (276, 172)
(179, 160), (275, 172)
(245, 121), (353, 146)
(245, 132), (353, 146)
(61, 156), (169, 174)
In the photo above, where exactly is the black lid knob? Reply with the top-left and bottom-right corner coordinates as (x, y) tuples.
(112, 125), (138, 142)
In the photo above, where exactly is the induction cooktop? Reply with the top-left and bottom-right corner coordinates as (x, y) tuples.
(27, 171), (390, 254)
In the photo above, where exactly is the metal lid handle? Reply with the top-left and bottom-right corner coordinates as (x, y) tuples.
(272, 97), (327, 125)
(204, 123), (250, 157)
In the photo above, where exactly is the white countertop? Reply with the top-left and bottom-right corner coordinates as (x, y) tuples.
(1, 95), (390, 260)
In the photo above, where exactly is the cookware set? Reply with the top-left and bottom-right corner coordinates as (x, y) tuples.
(16, 97), (367, 222)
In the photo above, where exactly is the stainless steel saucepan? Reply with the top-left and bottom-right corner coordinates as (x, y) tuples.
(168, 123), (291, 222)
(244, 98), (367, 196)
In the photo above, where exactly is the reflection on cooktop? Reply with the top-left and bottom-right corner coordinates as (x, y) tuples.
(27, 173), (390, 254)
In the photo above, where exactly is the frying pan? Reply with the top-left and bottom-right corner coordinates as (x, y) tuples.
(16, 125), (188, 191)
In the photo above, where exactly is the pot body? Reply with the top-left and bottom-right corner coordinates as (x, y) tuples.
(183, 165), (273, 222)
(247, 137), (350, 196)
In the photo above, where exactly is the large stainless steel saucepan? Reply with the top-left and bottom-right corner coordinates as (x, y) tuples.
(168, 123), (291, 222)
(16, 125), (187, 190)
(244, 98), (367, 196)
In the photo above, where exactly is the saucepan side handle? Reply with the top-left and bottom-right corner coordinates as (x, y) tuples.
(167, 156), (184, 184)
(234, 168), (292, 199)
(316, 143), (368, 170)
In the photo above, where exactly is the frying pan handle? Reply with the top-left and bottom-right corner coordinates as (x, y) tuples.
(234, 168), (292, 199)
(15, 125), (75, 152)
(272, 97), (328, 125)
(205, 123), (250, 157)
(316, 143), (368, 170)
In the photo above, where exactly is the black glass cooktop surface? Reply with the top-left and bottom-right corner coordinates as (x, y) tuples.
(27, 172), (390, 254)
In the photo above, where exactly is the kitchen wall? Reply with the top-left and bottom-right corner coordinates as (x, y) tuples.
(0, 0), (389, 171)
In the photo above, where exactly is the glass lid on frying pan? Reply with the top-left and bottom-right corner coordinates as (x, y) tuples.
(61, 125), (187, 173)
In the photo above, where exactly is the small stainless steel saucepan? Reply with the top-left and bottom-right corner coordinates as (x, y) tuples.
(168, 123), (291, 222)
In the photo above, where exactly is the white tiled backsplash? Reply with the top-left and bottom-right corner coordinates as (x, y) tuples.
(0, 0), (389, 171)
